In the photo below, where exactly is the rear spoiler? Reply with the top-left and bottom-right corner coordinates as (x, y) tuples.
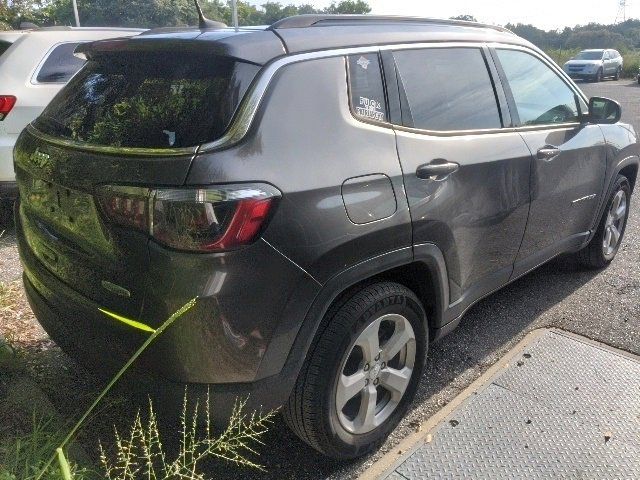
(74, 30), (285, 65)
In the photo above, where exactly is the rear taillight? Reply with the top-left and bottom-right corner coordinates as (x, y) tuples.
(96, 184), (280, 252)
(0, 96), (16, 121)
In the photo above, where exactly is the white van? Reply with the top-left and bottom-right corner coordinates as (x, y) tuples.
(0, 26), (144, 224)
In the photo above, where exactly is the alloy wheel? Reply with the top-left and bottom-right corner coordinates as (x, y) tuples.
(335, 313), (416, 435)
(603, 189), (627, 259)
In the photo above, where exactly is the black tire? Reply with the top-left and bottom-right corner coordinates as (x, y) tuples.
(283, 282), (428, 459)
(577, 175), (631, 269)
(614, 67), (621, 81)
(594, 68), (603, 82)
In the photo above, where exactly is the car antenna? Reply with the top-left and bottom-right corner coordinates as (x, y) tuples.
(193, 0), (227, 29)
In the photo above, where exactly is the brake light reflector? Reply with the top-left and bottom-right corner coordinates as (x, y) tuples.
(0, 96), (16, 121)
(204, 198), (274, 250)
(96, 184), (280, 252)
(99, 186), (150, 231)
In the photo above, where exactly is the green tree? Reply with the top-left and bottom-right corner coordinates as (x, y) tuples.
(325, 0), (371, 14)
(505, 23), (563, 49)
(41, 0), (203, 28)
(1, 0), (50, 29)
(565, 29), (628, 50)
(450, 14), (477, 22)
(262, 2), (320, 24)
(3, 0), (372, 29)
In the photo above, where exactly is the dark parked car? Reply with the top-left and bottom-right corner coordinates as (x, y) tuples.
(14, 15), (638, 459)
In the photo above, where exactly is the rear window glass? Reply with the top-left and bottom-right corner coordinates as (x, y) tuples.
(33, 53), (260, 149)
(347, 53), (387, 123)
(0, 41), (12, 58)
(393, 47), (502, 131)
(36, 43), (85, 83)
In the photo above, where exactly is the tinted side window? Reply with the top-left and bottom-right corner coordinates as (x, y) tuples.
(347, 53), (387, 123)
(0, 41), (12, 58)
(392, 47), (501, 131)
(36, 43), (85, 83)
(496, 49), (578, 126)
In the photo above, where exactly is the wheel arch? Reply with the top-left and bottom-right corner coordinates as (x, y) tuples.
(619, 162), (638, 193)
(588, 155), (639, 241)
(256, 244), (450, 382)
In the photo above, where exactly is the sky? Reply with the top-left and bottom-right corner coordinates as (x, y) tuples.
(252, 0), (639, 31)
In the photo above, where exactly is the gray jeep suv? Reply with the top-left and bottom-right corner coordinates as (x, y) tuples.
(14, 15), (639, 459)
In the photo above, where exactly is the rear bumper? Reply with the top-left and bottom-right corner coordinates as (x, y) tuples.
(24, 271), (297, 421)
(0, 134), (17, 185)
(0, 133), (17, 201)
(567, 72), (596, 80)
(16, 200), (322, 417)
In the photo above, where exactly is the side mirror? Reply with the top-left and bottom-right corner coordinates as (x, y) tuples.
(588, 97), (621, 124)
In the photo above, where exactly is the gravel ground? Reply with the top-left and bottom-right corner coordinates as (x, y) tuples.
(0, 79), (639, 479)
(0, 229), (21, 283)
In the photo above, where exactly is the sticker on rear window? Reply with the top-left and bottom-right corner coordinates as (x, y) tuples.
(348, 54), (386, 123)
(357, 56), (371, 70)
(163, 130), (176, 146)
(356, 96), (384, 121)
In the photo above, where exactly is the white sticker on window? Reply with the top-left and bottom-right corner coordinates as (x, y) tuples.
(357, 56), (371, 70)
(163, 130), (176, 146)
(356, 96), (384, 121)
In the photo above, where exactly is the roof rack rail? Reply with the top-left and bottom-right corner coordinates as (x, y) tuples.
(270, 14), (512, 34)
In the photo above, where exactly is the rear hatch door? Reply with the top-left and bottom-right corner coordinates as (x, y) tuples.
(16, 40), (261, 318)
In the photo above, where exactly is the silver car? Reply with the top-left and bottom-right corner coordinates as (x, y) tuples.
(563, 49), (623, 82)
(0, 26), (143, 225)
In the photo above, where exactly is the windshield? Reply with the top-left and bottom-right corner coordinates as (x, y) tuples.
(33, 52), (259, 149)
(574, 51), (604, 60)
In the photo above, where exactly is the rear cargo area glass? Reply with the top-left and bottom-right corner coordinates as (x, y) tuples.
(0, 41), (12, 57)
(33, 52), (259, 149)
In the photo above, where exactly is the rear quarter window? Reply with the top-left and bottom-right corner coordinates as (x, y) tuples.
(347, 53), (388, 123)
(35, 43), (86, 83)
(0, 41), (12, 58)
(33, 52), (260, 149)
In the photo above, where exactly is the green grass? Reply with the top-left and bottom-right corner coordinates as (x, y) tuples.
(0, 298), (275, 479)
(99, 394), (275, 479)
(0, 395), (275, 480)
(0, 414), (96, 480)
(545, 48), (582, 68)
(621, 51), (640, 78)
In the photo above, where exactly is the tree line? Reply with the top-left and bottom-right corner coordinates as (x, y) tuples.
(0, 0), (371, 30)
(4, 2), (640, 53)
(447, 15), (640, 52)
(506, 20), (640, 52)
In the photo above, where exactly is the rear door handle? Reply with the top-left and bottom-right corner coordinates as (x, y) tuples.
(537, 146), (561, 161)
(416, 160), (459, 179)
